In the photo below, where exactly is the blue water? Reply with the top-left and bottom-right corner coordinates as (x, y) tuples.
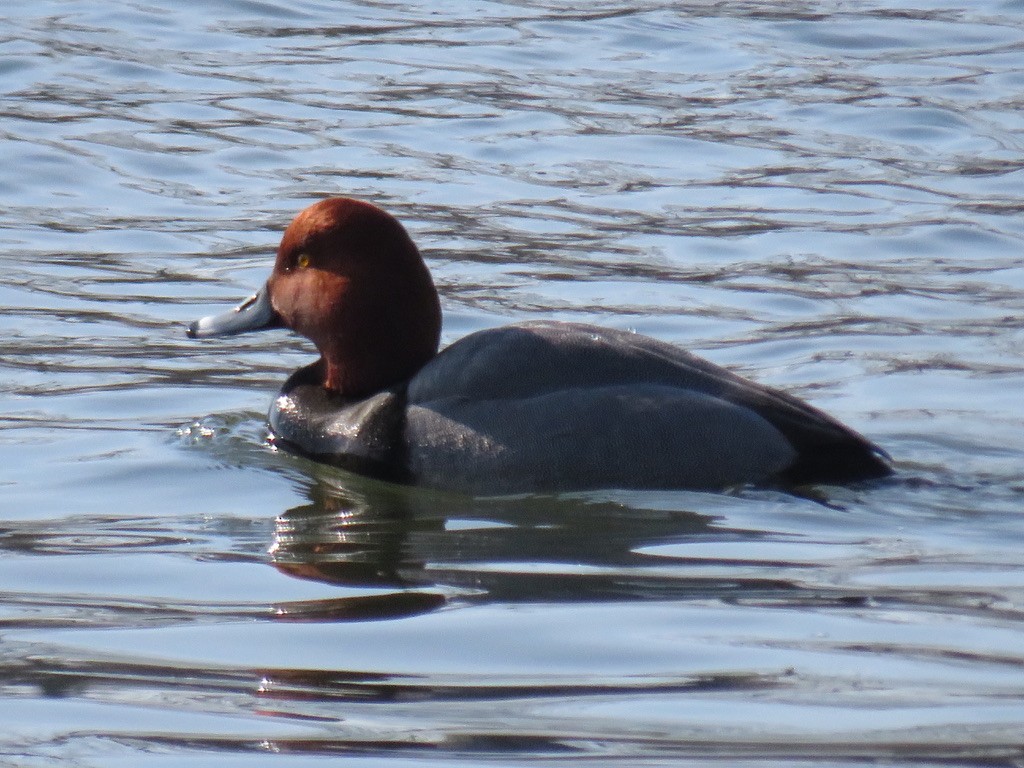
(2, 1), (1024, 765)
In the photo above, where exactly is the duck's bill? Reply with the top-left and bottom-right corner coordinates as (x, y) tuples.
(186, 285), (282, 338)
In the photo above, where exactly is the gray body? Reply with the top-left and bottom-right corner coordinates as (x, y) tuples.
(269, 322), (889, 494)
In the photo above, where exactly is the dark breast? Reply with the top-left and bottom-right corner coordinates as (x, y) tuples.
(269, 363), (412, 483)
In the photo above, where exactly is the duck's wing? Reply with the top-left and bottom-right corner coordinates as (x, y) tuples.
(411, 321), (891, 485)
(405, 383), (797, 494)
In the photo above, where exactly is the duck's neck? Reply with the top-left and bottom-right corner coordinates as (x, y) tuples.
(322, 354), (402, 397)
(284, 358), (400, 401)
(318, 316), (440, 398)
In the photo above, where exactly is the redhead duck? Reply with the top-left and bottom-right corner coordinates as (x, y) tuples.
(187, 198), (892, 494)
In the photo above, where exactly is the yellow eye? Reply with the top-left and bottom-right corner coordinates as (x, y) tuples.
(296, 253), (310, 269)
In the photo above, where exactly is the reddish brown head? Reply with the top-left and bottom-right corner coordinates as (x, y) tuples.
(188, 198), (442, 397)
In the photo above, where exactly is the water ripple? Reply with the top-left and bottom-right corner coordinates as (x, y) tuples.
(2, 0), (1024, 765)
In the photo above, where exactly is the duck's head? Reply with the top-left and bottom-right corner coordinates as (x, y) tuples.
(188, 198), (442, 396)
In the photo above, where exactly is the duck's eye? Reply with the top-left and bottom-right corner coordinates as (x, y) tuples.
(296, 253), (311, 269)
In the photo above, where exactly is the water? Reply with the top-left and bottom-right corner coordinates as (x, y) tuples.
(2, 0), (1024, 765)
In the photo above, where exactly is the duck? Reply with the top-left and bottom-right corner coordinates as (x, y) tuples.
(187, 197), (892, 494)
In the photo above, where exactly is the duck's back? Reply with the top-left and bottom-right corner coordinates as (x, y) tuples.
(400, 322), (890, 493)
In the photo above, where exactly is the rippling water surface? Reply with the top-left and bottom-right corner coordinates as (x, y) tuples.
(2, 1), (1024, 765)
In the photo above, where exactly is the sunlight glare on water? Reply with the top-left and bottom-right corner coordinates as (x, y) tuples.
(1, 0), (1023, 765)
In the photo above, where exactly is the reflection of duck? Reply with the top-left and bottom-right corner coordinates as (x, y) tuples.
(269, 473), (426, 589)
(267, 466), (783, 609)
(267, 474), (449, 622)
(189, 198), (891, 494)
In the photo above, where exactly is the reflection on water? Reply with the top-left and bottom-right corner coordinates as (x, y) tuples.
(271, 468), (724, 596)
(2, 0), (1024, 764)
(5, 468), (1023, 763)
